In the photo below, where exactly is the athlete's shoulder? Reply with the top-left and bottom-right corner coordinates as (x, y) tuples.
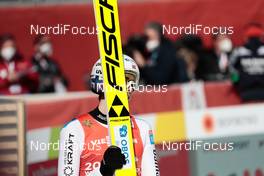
(76, 113), (93, 121)
(61, 113), (91, 130)
(60, 118), (85, 141)
(62, 118), (80, 129)
(134, 117), (152, 130)
(59, 118), (85, 152)
(134, 117), (155, 146)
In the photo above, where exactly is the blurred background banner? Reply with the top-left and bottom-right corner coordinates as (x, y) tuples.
(189, 134), (264, 176)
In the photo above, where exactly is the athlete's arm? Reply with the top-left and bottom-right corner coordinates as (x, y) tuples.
(138, 119), (160, 176)
(58, 119), (84, 176)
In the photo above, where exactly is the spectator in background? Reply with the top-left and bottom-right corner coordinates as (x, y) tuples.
(0, 34), (38, 95)
(131, 22), (189, 85)
(211, 34), (233, 77)
(177, 35), (222, 81)
(230, 23), (264, 101)
(32, 35), (68, 93)
(175, 35), (200, 80)
(123, 34), (149, 62)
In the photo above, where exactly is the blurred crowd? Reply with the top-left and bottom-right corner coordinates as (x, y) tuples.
(123, 22), (264, 102)
(0, 34), (68, 95)
(1, 22), (264, 101)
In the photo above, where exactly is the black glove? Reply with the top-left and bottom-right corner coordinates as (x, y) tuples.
(100, 146), (126, 176)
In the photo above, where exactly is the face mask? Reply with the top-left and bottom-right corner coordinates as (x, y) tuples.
(1, 47), (16, 61)
(39, 43), (53, 56)
(218, 39), (232, 53)
(146, 40), (160, 51)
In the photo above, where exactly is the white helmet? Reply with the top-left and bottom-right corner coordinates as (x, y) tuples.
(90, 55), (140, 94)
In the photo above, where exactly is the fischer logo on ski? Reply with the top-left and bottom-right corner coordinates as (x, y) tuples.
(93, 0), (137, 176)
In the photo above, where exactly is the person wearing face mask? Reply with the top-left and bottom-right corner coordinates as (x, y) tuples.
(211, 34), (233, 78)
(31, 35), (68, 93)
(230, 23), (264, 101)
(133, 22), (189, 85)
(214, 34), (233, 71)
(0, 34), (38, 95)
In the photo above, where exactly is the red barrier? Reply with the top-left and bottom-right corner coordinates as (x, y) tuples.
(1, 1), (264, 91)
(204, 81), (241, 107)
(26, 81), (242, 130)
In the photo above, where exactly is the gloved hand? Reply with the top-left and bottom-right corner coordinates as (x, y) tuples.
(100, 146), (126, 176)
